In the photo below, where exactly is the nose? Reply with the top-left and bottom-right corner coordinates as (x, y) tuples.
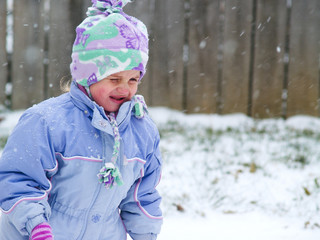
(116, 82), (129, 95)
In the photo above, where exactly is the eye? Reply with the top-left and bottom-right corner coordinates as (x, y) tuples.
(110, 78), (120, 82)
(129, 78), (139, 83)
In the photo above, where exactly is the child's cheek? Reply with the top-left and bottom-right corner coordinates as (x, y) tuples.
(98, 89), (108, 99)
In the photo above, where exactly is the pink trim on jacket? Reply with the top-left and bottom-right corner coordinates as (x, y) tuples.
(55, 152), (103, 162)
(134, 169), (163, 220)
(1, 182), (52, 214)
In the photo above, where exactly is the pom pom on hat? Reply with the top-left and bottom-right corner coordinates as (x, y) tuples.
(88, 0), (132, 16)
(70, 0), (148, 93)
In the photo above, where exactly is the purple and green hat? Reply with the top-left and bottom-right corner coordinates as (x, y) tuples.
(70, 0), (149, 91)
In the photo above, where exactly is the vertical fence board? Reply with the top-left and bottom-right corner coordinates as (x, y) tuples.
(186, 0), (220, 113)
(220, 0), (252, 115)
(47, 0), (78, 98)
(12, 0), (45, 109)
(251, 0), (287, 118)
(126, 0), (153, 105)
(0, 1), (7, 105)
(286, 0), (320, 117)
(148, 0), (170, 107)
(165, 0), (185, 110)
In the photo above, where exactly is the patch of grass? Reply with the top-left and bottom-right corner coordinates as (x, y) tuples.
(158, 120), (185, 138)
(158, 118), (320, 169)
(0, 136), (8, 150)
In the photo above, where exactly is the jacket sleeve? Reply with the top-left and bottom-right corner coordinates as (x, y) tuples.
(119, 132), (163, 239)
(0, 111), (57, 236)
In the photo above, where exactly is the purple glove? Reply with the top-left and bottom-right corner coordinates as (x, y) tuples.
(30, 222), (54, 240)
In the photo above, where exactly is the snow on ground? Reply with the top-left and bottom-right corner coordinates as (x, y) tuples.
(157, 211), (320, 240)
(150, 107), (320, 239)
(1, 107), (320, 239)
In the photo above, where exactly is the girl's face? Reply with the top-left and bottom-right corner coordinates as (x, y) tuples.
(90, 70), (140, 112)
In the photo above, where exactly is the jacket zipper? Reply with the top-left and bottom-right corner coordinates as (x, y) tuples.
(75, 109), (128, 239)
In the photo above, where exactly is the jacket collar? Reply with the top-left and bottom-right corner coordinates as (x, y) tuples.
(69, 81), (136, 132)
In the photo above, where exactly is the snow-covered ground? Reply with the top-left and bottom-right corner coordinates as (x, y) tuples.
(158, 211), (319, 240)
(149, 108), (320, 239)
(1, 107), (320, 239)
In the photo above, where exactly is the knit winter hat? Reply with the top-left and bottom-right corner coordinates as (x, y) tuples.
(70, 0), (149, 93)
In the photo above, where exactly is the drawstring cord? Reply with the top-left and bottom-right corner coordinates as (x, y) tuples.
(97, 95), (147, 188)
(97, 112), (123, 188)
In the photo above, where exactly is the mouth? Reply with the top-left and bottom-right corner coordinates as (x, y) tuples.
(110, 96), (126, 103)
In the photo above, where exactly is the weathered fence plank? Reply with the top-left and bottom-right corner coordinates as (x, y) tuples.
(163, 0), (185, 111)
(11, 0), (45, 109)
(148, 0), (171, 107)
(286, 0), (320, 117)
(47, 0), (80, 98)
(186, 0), (220, 113)
(220, 0), (252, 115)
(251, 0), (287, 118)
(0, 1), (7, 105)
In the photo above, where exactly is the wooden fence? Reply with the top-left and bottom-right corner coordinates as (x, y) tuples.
(0, 0), (320, 118)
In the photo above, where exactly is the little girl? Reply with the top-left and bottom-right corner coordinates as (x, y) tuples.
(0, 1), (162, 239)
